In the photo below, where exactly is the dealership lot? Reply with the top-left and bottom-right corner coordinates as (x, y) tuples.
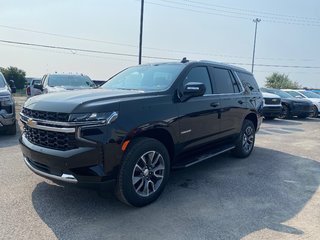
(0, 97), (320, 240)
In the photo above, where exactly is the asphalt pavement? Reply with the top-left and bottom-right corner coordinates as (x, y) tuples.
(0, 97), (319, 240)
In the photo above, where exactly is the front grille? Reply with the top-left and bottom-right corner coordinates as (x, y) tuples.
(22, 108), (69, 122)
(24, 124), (77, 151)
(264, 98), (281, 105)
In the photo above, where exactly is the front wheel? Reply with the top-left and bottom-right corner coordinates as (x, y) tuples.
(115, 137), (170, 207)
(279, 105), (290, 119)
(232, 120), (255, 158)
(310, 105), (319, 118)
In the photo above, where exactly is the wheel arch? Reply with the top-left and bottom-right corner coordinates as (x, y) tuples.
(125, 128), (175, 162)
(244, 113), (258, 130)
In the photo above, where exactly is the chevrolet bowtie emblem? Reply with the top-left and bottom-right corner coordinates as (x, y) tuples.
(27, 118), (37, 128)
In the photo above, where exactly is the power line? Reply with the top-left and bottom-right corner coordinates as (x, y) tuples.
(0, 39), (180, 61)
(181, 0), (320, 22)
(1, 39), (320, 69)
(145, 0), (320, 26)
(0, 24), (316, 62)
(0, 42), (138, 63)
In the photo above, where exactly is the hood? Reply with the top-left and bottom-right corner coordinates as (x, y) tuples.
(281, 98), (313, 105)
(0, 86), (10, 97)
(262, 92), (280, 99)
(24, 88), (148, 113)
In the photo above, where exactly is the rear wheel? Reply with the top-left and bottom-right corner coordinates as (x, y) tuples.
(232, 120), (255, 158)
(115, 137), (170, 207)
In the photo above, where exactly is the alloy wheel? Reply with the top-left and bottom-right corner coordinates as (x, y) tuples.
(242, 126), (254, 153)
(132, 151), (165, 197)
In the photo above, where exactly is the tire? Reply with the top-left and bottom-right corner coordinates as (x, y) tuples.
(6, 122), (17, 135)
(232, 120), (255, 158)
(279, 105), (290, 119)
(310, 105), (319, 118)
(115, 137), (170, 207)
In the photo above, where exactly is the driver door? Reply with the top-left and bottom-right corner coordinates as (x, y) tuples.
(178, 66), (221, 151)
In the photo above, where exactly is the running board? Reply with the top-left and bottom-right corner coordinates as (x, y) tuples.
(172, 145), (235, 169)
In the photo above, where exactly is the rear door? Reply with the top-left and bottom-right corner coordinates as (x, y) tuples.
(210, 67), (247, 137)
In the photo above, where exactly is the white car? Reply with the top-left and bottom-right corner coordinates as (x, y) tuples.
(282, 89), (320, 118)
(34, 74), (96, 94)
(26, 78), (42, 97)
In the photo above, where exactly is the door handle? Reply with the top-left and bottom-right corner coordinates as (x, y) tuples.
(238, 100), (244, 104)
(210, 102), (220, 107)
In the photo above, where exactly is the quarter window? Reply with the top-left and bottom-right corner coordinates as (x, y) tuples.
(184, 67), (212, 94)
(236, 71), (260, 92)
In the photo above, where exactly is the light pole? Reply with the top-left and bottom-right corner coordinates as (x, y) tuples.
(251, 18), (261, 73)
(139, 0), (145, 65)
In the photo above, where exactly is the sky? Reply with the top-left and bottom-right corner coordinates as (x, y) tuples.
(0, 0), (319, 88)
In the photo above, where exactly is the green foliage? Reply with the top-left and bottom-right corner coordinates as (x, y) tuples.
(0, 66), (26, 89)
(265, 73), (301, 89)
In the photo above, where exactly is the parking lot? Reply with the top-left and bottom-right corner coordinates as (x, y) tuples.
(0, 97), (320, 240)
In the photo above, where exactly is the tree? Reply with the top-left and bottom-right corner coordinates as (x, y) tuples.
(265, 73), (301, 89)
(0, 66), (26, 89)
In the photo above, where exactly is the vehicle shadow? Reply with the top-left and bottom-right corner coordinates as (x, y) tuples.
(31, 147), (320, 240)
(0, 126), (21, 148)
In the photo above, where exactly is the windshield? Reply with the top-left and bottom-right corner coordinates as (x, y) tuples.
(0, 73), (6, 88)
(102, 64), (184, 91)
(261, 88), (293, 98)
(48, 75), (95, 88)
(285, 91), (305, 98)
(298, 90), (320, 98)
(32, 79), (41, 85)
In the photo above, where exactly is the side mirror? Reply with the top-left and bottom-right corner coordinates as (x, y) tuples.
(180, 82), (206, 101)
(33, 84), (43, 91)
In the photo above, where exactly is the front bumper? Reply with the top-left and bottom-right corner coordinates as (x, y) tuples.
(19, 134), (117, 184)
(290, 104), (313, 116)
(262, 106), (282, 118)
(0, 113), (15, 127)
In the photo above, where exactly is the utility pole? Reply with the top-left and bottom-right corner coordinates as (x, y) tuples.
(251, 18), (261, 73)
(139, 0), (145, 65)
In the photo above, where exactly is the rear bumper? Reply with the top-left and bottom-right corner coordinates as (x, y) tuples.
(19, 134), (117, 184)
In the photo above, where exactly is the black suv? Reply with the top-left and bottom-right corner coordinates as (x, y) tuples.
(0, 72), (16, 135)
(20, 59), (263, 206)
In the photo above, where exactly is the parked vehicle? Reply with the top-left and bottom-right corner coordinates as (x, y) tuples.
(0, 72), (16, 135)
(261, 92), (282, 120)
(20, 59), (263, 206)
(34, 74), (96, 94)
(282, 89), (320, 118)
(26, 78), (42, 97)
(261, 88), (313, 119)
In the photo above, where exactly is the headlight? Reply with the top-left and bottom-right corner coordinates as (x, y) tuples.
(0, 96), (13, 106)
(69, 111), (118, 124)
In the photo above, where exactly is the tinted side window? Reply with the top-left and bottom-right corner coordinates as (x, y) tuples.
(212, 68), (236, 94)
(236, 71), (260, 92)
(184, 67), (212, 94)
